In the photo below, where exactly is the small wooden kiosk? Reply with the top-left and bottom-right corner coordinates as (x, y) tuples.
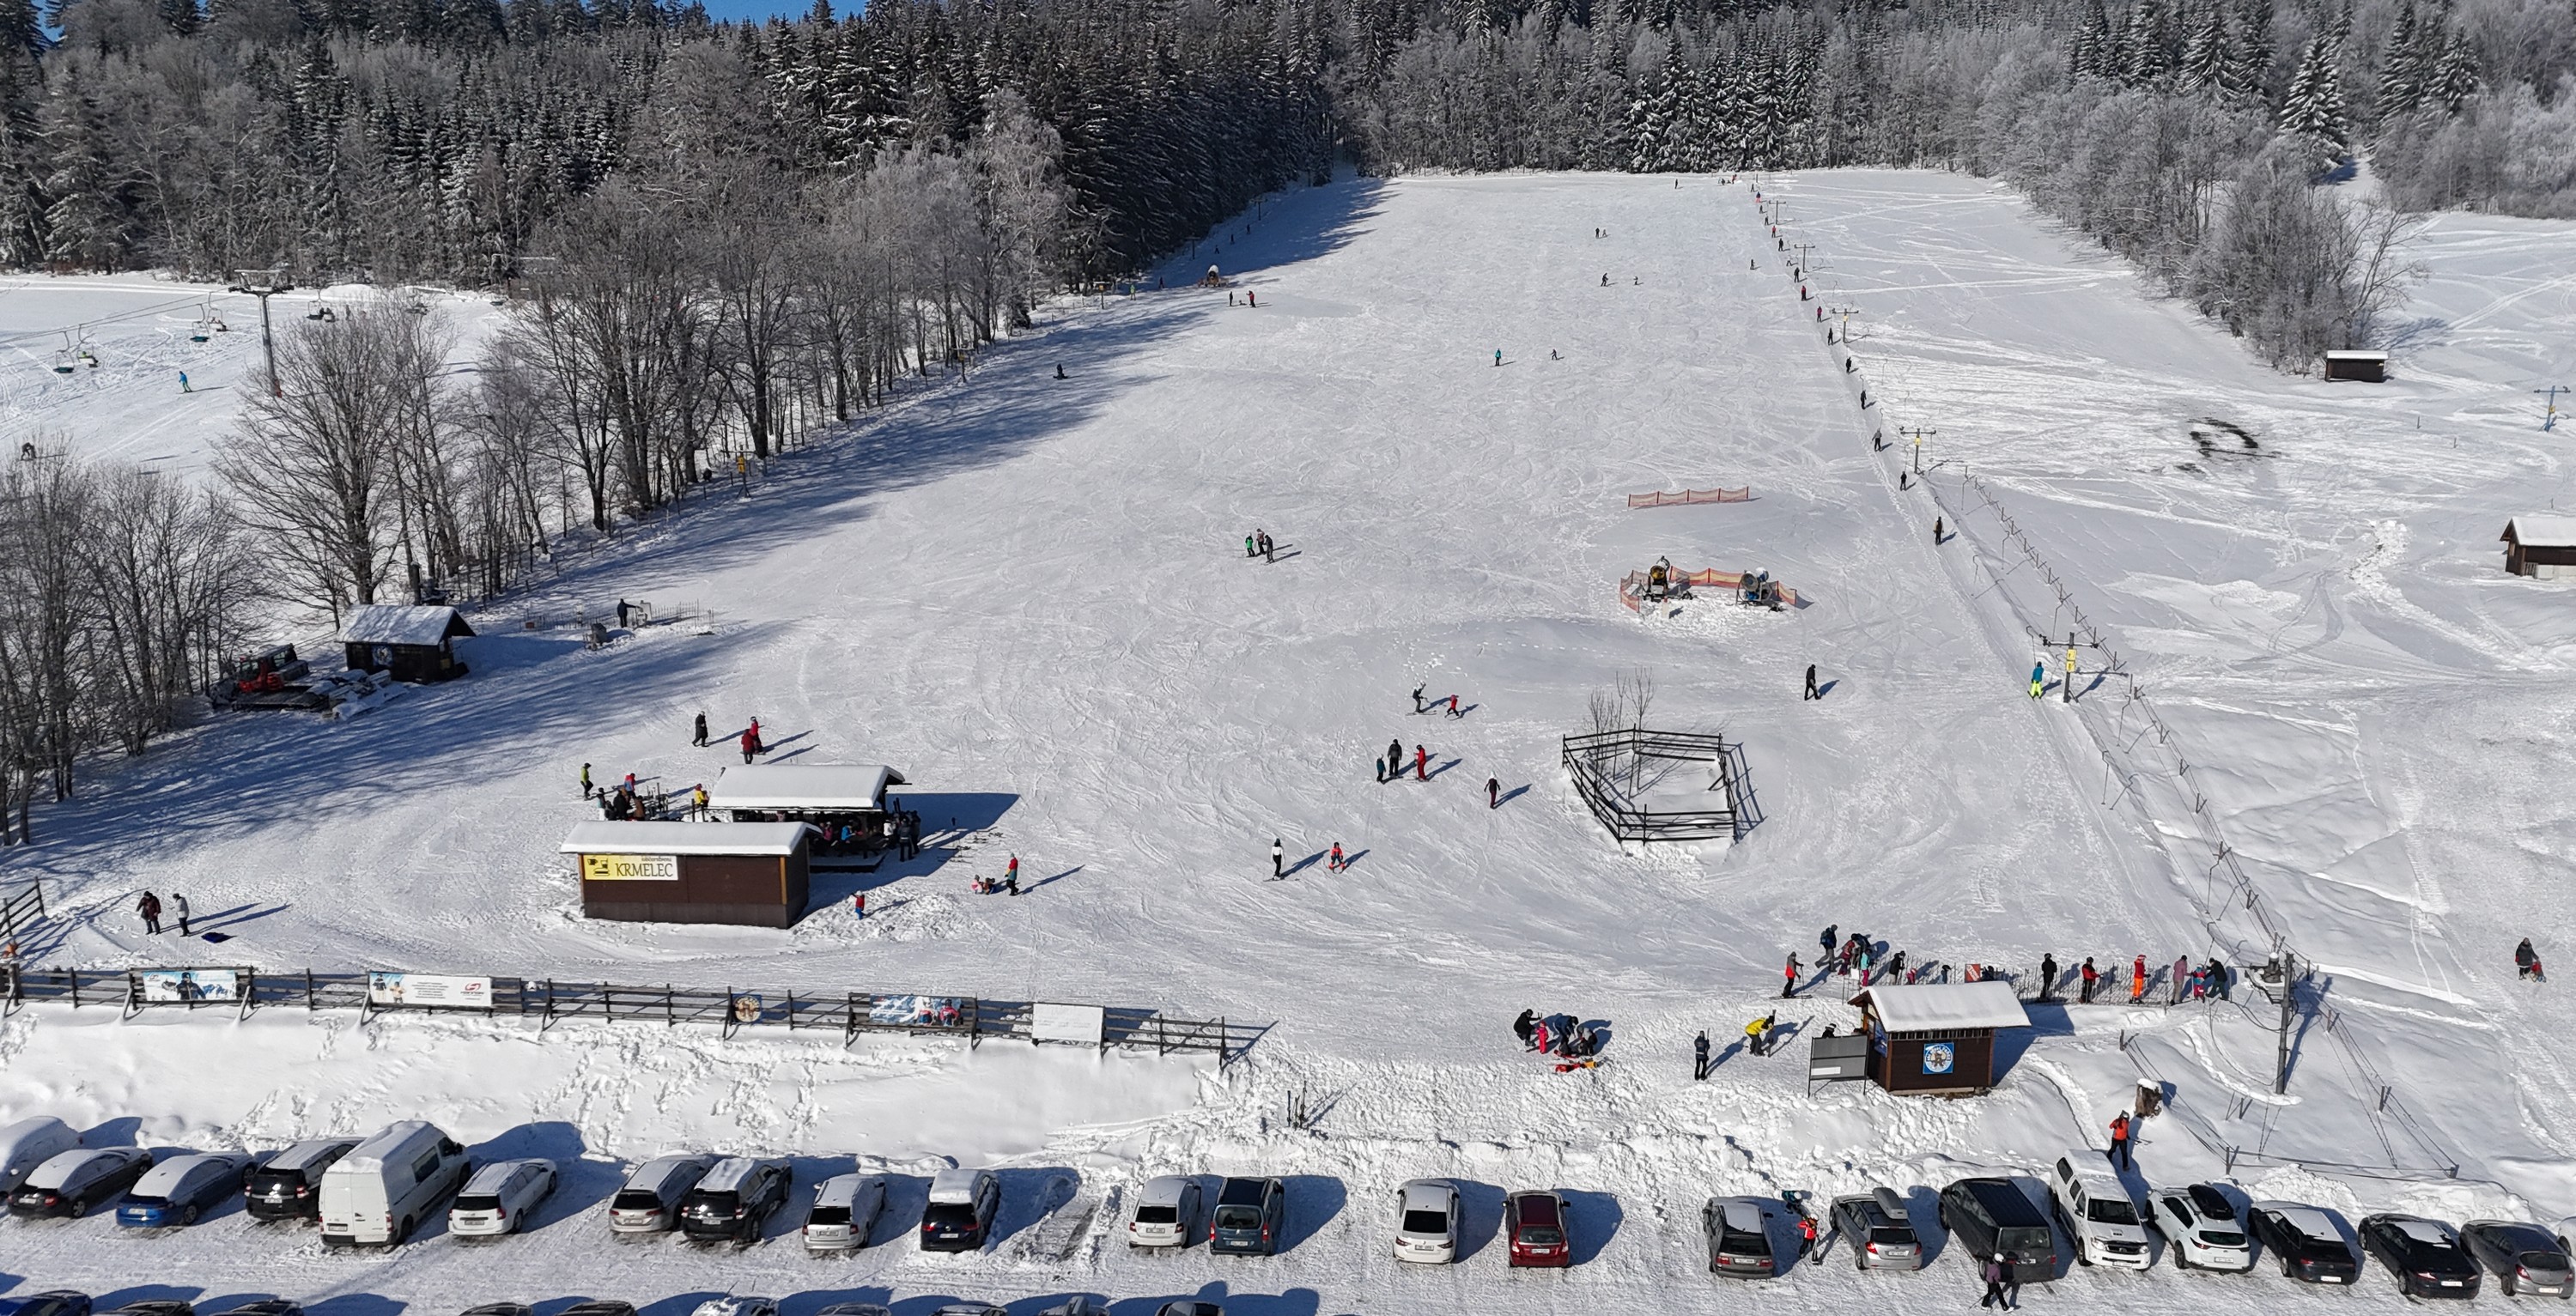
(340, 604), (474, 682)
(2501, 517), (2576, 579)
(562, 821), (813, 927)
(1849, 981), (2031, 1096)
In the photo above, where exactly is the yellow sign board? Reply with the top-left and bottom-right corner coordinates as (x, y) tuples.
(582, 852), (678, 882)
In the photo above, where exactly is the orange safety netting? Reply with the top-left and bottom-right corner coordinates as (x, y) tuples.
(1626, 488), (1751, 507)
(1619, 568), (1801, 609)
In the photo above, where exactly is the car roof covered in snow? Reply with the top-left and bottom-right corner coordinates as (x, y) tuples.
(339, 603), (474, 646)
(1139, 1174), (1194, 1205)
(696, 1157), (771, 1192)
(1849, 980), (2030, 1032)
(705, 763), (907, 811)
(927, 1167), (988, 1203)
(266, 1137), (358, 1172)
(1712, 1196), (1766, 1231)
(2390, 1216), (2458, 1245)
(559, 822), (813, 857)
(625, 1154), (712, 1192)
(131, 1153), (241, 1197)
(2503, 516), (2576, 548)
(2256, 1202), (2342, 1238)
(812, 1173), (879, 1208)
(1400, 1180), (1455, 1211)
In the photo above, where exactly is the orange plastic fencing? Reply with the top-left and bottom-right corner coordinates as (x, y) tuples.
(1619, 568), (1801, 609)
(1626, 488), (1751, 508)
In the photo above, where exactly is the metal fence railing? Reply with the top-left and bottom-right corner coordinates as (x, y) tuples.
(0, 965), (1262, 1066)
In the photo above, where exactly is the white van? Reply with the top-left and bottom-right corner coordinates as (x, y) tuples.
(0, 1117), (82, 1195)
(319, 1120), (471, 1246)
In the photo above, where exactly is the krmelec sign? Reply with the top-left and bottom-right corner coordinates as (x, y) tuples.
(582, 852), (679, 881)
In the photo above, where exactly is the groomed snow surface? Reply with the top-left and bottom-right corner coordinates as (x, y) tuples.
(0, 172), (2570, 1314)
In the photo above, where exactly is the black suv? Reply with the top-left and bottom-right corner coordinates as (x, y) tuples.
(244, 1139), (359, 1222)
(2360, 1213), (2482, 1299)
(1208, 1177), (1286, 1256)
(678, 1159), (791, 1244)
(2248, 1202), (2360, 1283)
(1940, 1178), (2058, 1284)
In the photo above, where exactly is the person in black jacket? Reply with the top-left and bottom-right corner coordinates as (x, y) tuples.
(1513, 1009), (1537, 1050)
(2517, 938), (2541, 979)
(2039, 953), (2059, 1002)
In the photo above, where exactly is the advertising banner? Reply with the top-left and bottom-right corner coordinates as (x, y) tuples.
(136, 968), (241, 1003)
(1030, 1003), (1107, 1045)
(368, 972), (494, 1009)
(581, 852), (678, 881)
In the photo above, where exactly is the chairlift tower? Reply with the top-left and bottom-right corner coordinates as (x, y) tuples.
(231, 268), (293, 398)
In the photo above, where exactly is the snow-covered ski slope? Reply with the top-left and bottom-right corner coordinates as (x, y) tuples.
(0, 172), (2569, 1315)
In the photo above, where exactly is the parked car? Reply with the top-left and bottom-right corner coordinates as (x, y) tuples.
(1506, 1189), (1572, 1268)
(9, 1147), (154, 1219)
(448, 1158), (557, 1237)
(920, 1167), (1002, 1252)
(802, 1173), (889, 1252)
(2049, 1151), (2149, 1270)
(0, 1292), (91, 1316)
(2248, 1201), (2360, 1283)
(96, 1305), (191, 1316)
(2463, 1220), (2576, 1298)
(2561, 1217), (2576, 1262)
(319, 1120), (471, 1246)
(680, 1157), (792, 1244)
(927, 1307), (1004, 1316)
(245, 1138), (359, 1221)
(688, 1298), (775, 1316)
(1155, 1305), (1223, 1316)
(1128, 1174), (1201, 1248)
(0, 1118), (82, 1195)
(1703, 1196), (1776, 1277)
(608, 1154), (715, 1234)
(204, 1301), (300, 1316)
(811, 1306), (890, 1316)
(1209, 1175), (1286, 1256)
(2361, 1213), (2483, 1299)
(554, 1303), (635, 1316)
(1035, 1302), (1105, 1316)
(118, 1152), (255, 1227)
(1940, 1177), (2060, 1284)
(1394, 1178), (1461, 1264)
(2144, 1182), (2252, 1272)
(1830, 1187), (1924, 1271)
(455, 1304), (532, 1316)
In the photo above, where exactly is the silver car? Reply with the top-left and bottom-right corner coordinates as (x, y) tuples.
(1830, 1187), (1924, 1271)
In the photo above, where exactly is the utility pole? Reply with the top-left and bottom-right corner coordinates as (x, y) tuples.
(231, 269), (292, 398)
(2540, 385), (2569, 432)
(2253, 950), (2299, 1095)
(1901, 425), (1935, 474)
(1791, 242), (1815, 270)
(2031, 629), (2103, 703)
(1825, 306), (1861, 343)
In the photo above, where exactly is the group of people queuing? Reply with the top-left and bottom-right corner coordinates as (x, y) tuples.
(583, 764), (658, 821)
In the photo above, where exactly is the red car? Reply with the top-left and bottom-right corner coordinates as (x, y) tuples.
(1508, 1190), (1573, 1267)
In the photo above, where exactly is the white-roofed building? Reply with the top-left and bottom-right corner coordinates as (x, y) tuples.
(704, 763), (908, 870)
(2501, 517), (2576, 579)
(1847, 980), (2032, 1096)
(339, 604), (474, 682)
(561, 820), (814, 927)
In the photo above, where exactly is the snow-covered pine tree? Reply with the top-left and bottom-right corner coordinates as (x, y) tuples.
(2226, 0), (2273, 101)
(2276, 32), (2350, 164)
(2178, 1), (2230, 90)
(2376, 0), (2424, 120)
(2424, 32), (2476, 113)
(2121, 0), (2168, 85)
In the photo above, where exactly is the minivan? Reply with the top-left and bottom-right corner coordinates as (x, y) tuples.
(678, 1156), (792, 1244)
(0, 1117), (82, 1195)
(118, 1152), (255, 1228)
(1941, 1177), (2060, 1283)
(802, 1173), (889, 1252)
(245, 1138), (359, 1221)
(318, 1120), (471, 1246)
(920, 1167), (1001, 1252)
(608, 1154), (714, 1234)
(1208, 1176), (1285, 1256)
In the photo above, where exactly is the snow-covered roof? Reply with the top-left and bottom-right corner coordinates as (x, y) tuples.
(1850, 980), (2031, 1032)
(559, 822), (812, 857)
(2255, 1202), (2340, 1239)
(2322, 349), (2388, 361)
(2504, 517), (2576, 548)
(706, 763), (907, 811)
(340, 604), (474, 646)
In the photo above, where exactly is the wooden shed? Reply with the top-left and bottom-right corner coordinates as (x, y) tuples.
(2322, 349), (2388, 382)
(705, 762), (908, 870)
(2501, 517), (2576, 579)
(1849, 981), (2031, 1096)
(562, 821), (813, 928)
(341, 604), (473, 683)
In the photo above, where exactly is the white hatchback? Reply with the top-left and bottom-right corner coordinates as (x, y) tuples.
(447, 1158), (557, 1237)
(1394, 1178), (1461, 1264)
(802, 1173), (889, 1252)
(1127, 1175), (1201, 1248)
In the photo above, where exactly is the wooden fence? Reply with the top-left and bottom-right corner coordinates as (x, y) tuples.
(0, 966), (1260, 1065)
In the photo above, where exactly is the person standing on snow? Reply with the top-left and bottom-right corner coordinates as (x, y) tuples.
(1934, 516), (1944, 543)
(1886, 949), (1906, 982)
(580, 762), (593, 798)
(1693, 1029), (1710, 1080)
(137, 892), (162, 935)
(2517, 938), (2540, 979)
(2029, 661), (2046, 699)
(172, 892), (191, 937)
(1486, 777), (1501, 809)
(1514, 1008), (1537, 1050)
(1446, 694), (1460, 718)
(693, 711), (708, 746)
(1820, 925), (1838, 961)
(740, 728), (758, 765)
(1980, 1253), (2011, 1310)
(2081, 956), (2099, 1003)
(1388, 737), (1404, 780)
(1413, 745), (1429, 780)
(1494, 349), (1504, 367)
(1412, 683), (1425, 713)
(2172, 955), (2190, 1004)
(2039, 953), (2059, 1002)
(1803, 664), (1820, 700)
(853, 892), (866, 919)
(1782, 953), (1801, 998)
(1245, 533), (1256, 558)
(1005, 856), (1019, 888)
(1271, 839), (1284, 879)
(2129, 955), (2148, 1004)
(1376, 755), (1387, 784)
(2108, 1111), (2134, 1170)
(1328, 842), (1344, 873)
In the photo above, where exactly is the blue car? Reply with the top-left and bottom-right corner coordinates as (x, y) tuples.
(118, 1153), (254, 1228)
